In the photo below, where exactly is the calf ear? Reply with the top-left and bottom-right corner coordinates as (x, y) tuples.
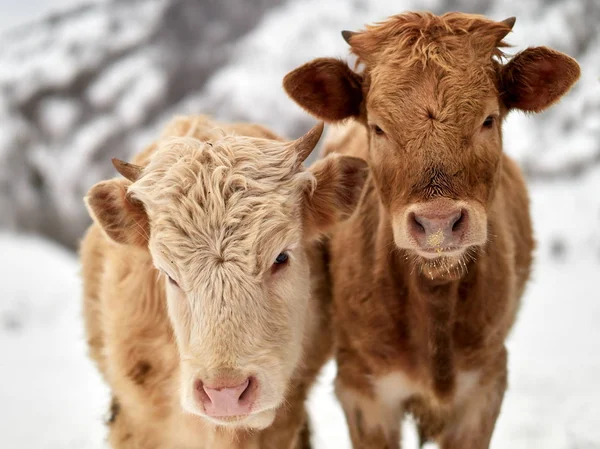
(302, 154), (368, 239)
(85, 179), (149, 246)
(283, 58), (363, 122)
(500, 46), (580, 112)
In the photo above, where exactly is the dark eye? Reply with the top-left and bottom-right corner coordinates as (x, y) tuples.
(372, 125), (385, 136)
(274, 252), (289, 265)
(482, 116), (495, 129)
(271, 252), (290, 274)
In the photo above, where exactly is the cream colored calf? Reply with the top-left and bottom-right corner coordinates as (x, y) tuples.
(81, 115), (367, 449)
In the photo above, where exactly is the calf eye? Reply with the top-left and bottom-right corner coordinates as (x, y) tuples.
(482, 116), (495, 129)
(274, 252), (289, 265)
(271, 252), (290, 274)
(371, 125), (385, 136)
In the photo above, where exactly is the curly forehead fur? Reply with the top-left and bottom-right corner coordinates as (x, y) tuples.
(129, 134), (313, 281)
(350, 11), (512, 70)
(348, 12), (515, 142)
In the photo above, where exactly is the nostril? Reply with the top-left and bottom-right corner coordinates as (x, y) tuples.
(238, 377), (254, 404)
(195, 376), (257, 417)
(451, 210), (465, 233)
(195, 379), (211, 404)
(410, 213), (426, 234)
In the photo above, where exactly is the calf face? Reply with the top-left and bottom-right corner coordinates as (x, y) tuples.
(85, 123), (367, 429)
(284, 12), (579, 269)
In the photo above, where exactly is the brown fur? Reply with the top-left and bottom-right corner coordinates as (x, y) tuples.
(283, 12), (580, 448)
(81, 115), (367, 449)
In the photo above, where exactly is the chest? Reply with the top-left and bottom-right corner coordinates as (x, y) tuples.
(330, 232), (512, 368)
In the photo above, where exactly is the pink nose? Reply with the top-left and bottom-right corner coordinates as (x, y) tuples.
(408, 205), (468, 250)
(196, 377), (256, 417)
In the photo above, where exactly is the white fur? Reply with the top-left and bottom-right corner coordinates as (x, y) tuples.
(373, 371), (421, 412)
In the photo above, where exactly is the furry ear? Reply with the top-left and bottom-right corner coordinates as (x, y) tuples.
(85, 179), (149, 246)
(283, 58), (363, 122)
(302, 154), (368, 240)
(500, 46), (580, 112)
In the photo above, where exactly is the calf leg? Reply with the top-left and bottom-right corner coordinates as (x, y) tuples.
(335, 378), (402, 449)
(438, 355), (508, 449)
(106, 397), (154, 449)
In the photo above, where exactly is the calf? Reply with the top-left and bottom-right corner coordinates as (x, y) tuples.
(283, 12), (580, 449)
(80, 115), (367, 449)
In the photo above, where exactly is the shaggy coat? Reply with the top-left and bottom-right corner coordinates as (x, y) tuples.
(81, 115), (367, 449)
(283, 12), (580, 449)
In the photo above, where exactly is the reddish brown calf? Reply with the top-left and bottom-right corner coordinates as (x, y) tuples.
(284, 11), (580, 449)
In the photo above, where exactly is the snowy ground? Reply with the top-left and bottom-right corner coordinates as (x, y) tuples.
(0, 234), (108, 449)
(1, 173), (599, 449)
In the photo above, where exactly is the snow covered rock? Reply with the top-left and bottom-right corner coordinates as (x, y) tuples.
(0, 0), (283, 249)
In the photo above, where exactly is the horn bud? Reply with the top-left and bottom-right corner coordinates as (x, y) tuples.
(341, 30), (357, 45)
(501, 16), (516, 29)
(496, 16), (516, 42)
(290, 122), (324, 166)
(111, 158), (143, 182)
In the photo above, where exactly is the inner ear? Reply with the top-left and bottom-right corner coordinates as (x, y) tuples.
(500, 46), (580, 113)
(283, 58), (363, 122)
(85, 179), (150, 246)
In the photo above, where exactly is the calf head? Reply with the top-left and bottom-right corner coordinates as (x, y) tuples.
(85, 123), (367, 429)
(284, 12), (579, 276)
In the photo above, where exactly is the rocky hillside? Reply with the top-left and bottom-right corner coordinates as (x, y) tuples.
(0, 0), (283, 248)
(0, 0), (598, 250)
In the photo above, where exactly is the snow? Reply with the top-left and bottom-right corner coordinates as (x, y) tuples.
(0, 0), (107, 32)
(0, 233), (109, 449)
(114, 64), (167, 127)
(37, 96), (81, 139)
(529, 170), (600, 260)
(0, 1), (166, 99)
(495, 254), (600, 449)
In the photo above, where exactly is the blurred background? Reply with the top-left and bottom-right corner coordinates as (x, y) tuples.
(0, 0), (598, 448)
